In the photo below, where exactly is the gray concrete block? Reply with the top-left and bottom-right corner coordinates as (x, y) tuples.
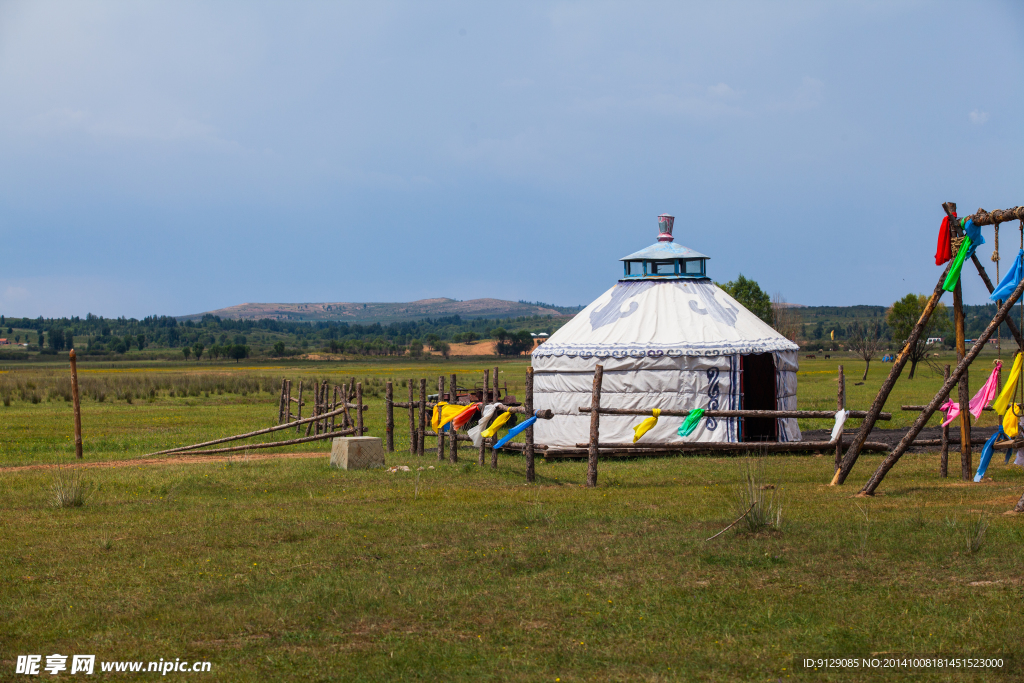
(330, 437), (385, 470)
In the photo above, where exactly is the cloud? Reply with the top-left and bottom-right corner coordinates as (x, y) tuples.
(969, 109), (989, 125)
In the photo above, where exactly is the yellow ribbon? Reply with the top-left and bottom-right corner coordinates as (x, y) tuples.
(431, 402), (469, 431)
(1004, 403), (1022, 438)
(993, 353), (1023, 415)
(481, 411), (513, 438)
(632, 408), (661, 443)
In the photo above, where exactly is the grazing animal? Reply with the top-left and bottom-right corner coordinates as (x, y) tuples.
(824, 354), (831, 359)
(805, 354), (816, 359)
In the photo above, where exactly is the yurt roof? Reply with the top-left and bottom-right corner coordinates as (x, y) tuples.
(532, 279), (799, 359)
(620, 241), (708, 261)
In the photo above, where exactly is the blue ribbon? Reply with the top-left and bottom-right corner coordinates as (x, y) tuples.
(975, 429), (1003, 482)
(493, 413), (538, 449)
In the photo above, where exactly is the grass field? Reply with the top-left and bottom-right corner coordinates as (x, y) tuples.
(2, 353), (1023, 681)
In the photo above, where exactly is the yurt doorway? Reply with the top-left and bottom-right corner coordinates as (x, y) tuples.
(741, 353), (777, 442)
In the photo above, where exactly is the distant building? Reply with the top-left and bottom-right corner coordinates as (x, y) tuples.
(0, 338), (8, 345)
(926, 337), (942, 345)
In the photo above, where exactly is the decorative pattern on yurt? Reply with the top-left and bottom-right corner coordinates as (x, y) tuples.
(532, 214), (800, 448)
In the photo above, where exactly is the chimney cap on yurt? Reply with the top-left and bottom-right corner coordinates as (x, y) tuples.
(619, 214), (709, 280)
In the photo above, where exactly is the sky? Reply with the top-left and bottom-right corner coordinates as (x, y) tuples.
(1, 1), (1022, 319)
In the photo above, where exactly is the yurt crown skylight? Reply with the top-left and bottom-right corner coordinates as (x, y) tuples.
(620, 214), (709, 280)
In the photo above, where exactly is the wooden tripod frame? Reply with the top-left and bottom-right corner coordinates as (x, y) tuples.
(833, 202), (1024, 499)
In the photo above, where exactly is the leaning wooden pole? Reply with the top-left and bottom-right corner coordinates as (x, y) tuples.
(69, 349), (83, 459)
(860, 276), (1024, 496)
(525, 366), (536, 483)
(832, 260), (953, 485)
(171, 428), (357, 456)
(145, 403), (355, 457)
(586, 364), (604, 488)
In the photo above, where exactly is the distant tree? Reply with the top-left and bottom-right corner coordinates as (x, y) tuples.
(48, 329), (63, 352)
(435, 340), (451, 359)
(208, 345), (221, 360)
(193, 343), (204, 361)
(137, 334), (146, 350)
(850, 322), (883, 381)
(229, 344), (249, 362)
(408, 339), (423, 357)
(234, 334), (247, 345)
(182, 346), (192, 361)
(887, 294), (952, 379)
(464, 331), (478, 344)
(123, 335), (134, 352)
(425, 333), (440, 351)
(273, 341), (286, 356)
(720, 274), (773, 325)
(814, 321), (824, 340)
(771, 293), (801, 340)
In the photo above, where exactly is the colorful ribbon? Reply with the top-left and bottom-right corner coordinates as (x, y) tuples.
(990, 249), (1024, 302)
(994, 353), (1023, 415)
(632, 409), (661, 443)
(940, 361), (1001, 426)
(975, 429), (1003, 482)
(494, 413), (538, 449)
(678, 408), (705, 437)
(450, 403), (480, 431)
(942, 236), (972, 292)
(481, 411), (513, 438)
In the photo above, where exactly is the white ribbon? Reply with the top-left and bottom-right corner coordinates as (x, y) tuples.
(830, 409), (850, 444)
(469, 403), (507, 448)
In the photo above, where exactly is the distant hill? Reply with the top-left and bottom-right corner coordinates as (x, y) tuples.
(180, 298), (577, 324)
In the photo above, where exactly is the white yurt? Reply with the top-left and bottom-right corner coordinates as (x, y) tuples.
(531, 214), (800, 449)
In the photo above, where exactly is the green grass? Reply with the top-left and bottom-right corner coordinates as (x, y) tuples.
(2, 355), (1023, 681)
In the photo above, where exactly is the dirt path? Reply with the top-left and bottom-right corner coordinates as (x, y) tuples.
(0, 451), (327, 473)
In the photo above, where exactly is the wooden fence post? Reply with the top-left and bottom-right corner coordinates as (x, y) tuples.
(278, 378), (287, 424)
(385, 380), (394, 452)
(525, 366), (535, 483)
(954, 275), (972, 480)
(331, 385), (338, 432)
(449, 373), (458, 464)
(296, 381), (304, 432)
(940, 365), (950, 477)
(437, 376), (446, 461)
(479, 369), (489, 466)
(834, 365), (845, 467)
(491, 365), (500, 469)
(408, 379), (417, 454)
(419, 378), (427, 457)
(587, 365), (604, 487)
(356, 382), (364, 436)
(69, 349), (83, 459)
(285, 380), (291, 422)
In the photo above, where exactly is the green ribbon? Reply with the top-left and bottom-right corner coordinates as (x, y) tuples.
(942, 236), (972, 292)
(677, 408), (705, 437)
